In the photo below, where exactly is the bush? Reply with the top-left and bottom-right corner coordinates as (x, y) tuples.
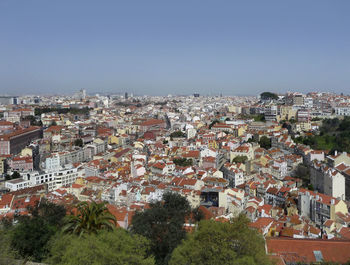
(46, 230), (154, 265)
(169, 215), (271, 265)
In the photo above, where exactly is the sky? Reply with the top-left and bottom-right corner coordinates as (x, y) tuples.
(0, 0), (349, 96)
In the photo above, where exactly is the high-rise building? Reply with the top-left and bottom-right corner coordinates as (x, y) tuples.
(80, 89), (86, 100)
(0, 96), (17, 105)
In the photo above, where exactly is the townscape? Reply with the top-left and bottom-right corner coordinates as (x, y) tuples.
(1, 90), (350, 264)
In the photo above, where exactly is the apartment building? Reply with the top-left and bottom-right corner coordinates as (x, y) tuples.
(298, 189), (348, 227)
(0, 126), (42, 155)
(335, 103), (350, 116)
(310, 161), (345, 200)
(5, 163), (83, 192)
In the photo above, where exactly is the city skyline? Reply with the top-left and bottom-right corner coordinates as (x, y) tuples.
(0, 0), (349, 95)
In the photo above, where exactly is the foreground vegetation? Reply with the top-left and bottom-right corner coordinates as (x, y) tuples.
(170, 216), (270, 265)
(295, 117), (350, 153)
(0, 193), (271, 265)
(34, 107), (91, 116)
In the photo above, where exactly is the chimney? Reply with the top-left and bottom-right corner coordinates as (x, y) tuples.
(335, 150), (338, 156)
(331, 199), (335, 205)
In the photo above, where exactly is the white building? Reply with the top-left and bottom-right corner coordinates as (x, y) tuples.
(335, 104), (350, 116)
(45, 153), (60, 171)
(310, 161), (346, 200)
(9, 166), (83, 192)
(5, 178), (31, 191)
(304, 97), (313, 108)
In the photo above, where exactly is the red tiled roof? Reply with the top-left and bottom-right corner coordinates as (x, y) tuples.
(140, 119), (165, 126)
(0, 126), (41, 141)
(267, 238), (350, 264)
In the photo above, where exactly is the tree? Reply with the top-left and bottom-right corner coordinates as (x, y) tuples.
(131, 192), (191, 265)
(232, 156), (248, 164)
(62, 201), (116, 237)
(29, 199), (66, 227)
(289, 118), (296, 124)
(46, 230), (154, 265)
(308, 183), (314, 191)
(170, 131), (186, 138)
(209, 119), (219, 129)
(0, 229), (17, 264)
(169, 215), (271, 265)
(247, 137), (256, 143)
(259, 136), (271, 150)
(294, 164), (310, 186)
(173, 158), (193, 167)
(11, 217), (56, 261)
(8, 200), (66, 262)
(5, 171), (21, 181)
(191, 206), (205, 223)
(23, 115), (42, 126)
(282, 122), (292, 133)
(260, 92), (278, 100)
(253, 114), (265, 122)
(10, 171), (21, 180)
(74, 138), (83, 147)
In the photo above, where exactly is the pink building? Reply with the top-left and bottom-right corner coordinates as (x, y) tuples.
(9, 156), (33, 172)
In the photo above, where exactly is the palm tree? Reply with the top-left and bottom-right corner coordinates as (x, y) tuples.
(62, 201), (116, 237)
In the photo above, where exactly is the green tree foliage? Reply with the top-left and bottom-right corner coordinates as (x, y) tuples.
(23, 115), (43, 126)
(9, 200), (66, 262)
(232, 156), (248, 164)
(294, 164), (310, 186)
(62, 201), (116, 237)
(170, 131), (186, 138)
(311, 117), (322, 121)
(209, 119), (219, 129)
(253, 114), (266, 122)
(295, 117), (350, 152)
(35, 107), (91, 116)
(259, 136), (271, 149)
(11, 217), (56, 261)
(30, 199), (66, 227)
(131, 192), (191, 265)
(74, 138), (83, 147)
(282, 122), (292, 133)
(46, 229), (154, 265)
(308, 183), (314, 191)
(173, 158), (193, 167)
(5, 171), (21, 181)
(260, 92), (278, 100)
(0, 229), (17, 264)
(169, 215), (271, 265)
(191, 206), (205, 223)
(11, 171), (21, 179)
(247, 137), (256, 143)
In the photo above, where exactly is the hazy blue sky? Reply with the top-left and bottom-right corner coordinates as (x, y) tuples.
(0, 0), (349, 96)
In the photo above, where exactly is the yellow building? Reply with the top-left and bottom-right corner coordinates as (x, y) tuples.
(208, 140), (219, 150)
(279, 105), (297, 121)
(108, 135), (119, 145)
(21, 147), (33, 157)
(331, 200), (348, 220)
(0, 157), (6, 175)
